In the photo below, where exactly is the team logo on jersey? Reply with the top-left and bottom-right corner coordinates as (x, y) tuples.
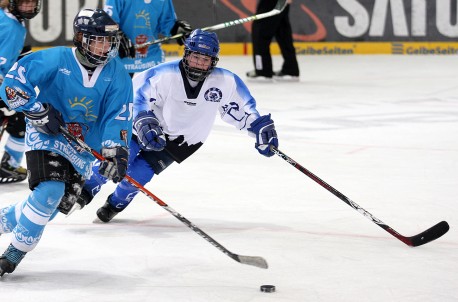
(68, 97), (98, 122)
(5, 86), (30, 109)
(135, 10), (151, 29)
(222, 102), (250, 128)
(204, 87), (222, 102)
(66, 123), (87, 142)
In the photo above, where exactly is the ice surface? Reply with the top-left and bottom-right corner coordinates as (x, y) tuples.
(1, 55), (457, 302)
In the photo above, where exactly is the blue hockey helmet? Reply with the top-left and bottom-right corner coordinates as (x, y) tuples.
(182, 29), (220, 81)
(73, 8), (120, 66)
(9, 0), (41, 20)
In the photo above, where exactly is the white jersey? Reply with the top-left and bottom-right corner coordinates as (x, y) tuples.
(132, 59), (260, 146)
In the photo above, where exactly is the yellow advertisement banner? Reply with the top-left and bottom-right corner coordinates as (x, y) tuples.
(33, 42), (458, 56)
(161, 42), (458, 56)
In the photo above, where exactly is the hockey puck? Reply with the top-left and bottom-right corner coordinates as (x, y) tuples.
(260, 285), (275, 293)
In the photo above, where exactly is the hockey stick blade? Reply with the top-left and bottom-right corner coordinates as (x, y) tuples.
(407, 221), (449, 247)
(135, 0), (287, 48)
(272, 147), (450, 247)
(235, 255), (268, 269)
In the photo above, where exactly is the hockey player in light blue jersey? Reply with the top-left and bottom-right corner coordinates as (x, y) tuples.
(0, 8), (133, 276)
(0, 0), (41, 183)
(103, 0), (192, 76)
(77, 29), (279, 223)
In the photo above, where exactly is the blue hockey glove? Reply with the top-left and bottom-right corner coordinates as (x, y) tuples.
(248, 114), (279, 157)
(24, 104), (65, 135)
(118, 31), (135, 59)
(98, 146), (128, 183)
(171, 20), (192, 46)
(133, 110), (166, 151)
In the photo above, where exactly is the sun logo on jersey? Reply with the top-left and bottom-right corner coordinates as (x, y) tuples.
(135, 10), (151, 29)
(68, 97), (98, 121)
(204, 87), (222, 102)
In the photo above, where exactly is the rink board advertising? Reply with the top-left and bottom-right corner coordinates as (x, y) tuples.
(26, 0), (458, 54)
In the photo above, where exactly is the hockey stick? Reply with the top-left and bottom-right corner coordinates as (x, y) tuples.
(59, 126), (268, 269)
(135, 0), (288, 49)
(272, 147), (449, 247)
(0, 118), (8, 142)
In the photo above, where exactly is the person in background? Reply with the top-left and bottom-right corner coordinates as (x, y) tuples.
(104, 0), (192, 77)
(246, 0), (299, 81)
(0, 8), (133, 276)
(0, 0), (41, 183)
(75, 29), (279, 223)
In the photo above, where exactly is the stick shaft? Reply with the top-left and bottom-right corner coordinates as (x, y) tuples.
(0, 119), (8, 142)
(59, 126), (268, 267)
(135, 0), (287, 48)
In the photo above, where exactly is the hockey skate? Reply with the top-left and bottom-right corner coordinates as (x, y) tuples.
(0, 244), (27, 276)
(246, 70), (273, 82)
(96, 194), (123, 223)
(0, 152), (27, 183)
(273, 71), (299, 82)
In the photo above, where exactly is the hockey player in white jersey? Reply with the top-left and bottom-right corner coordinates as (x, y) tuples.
(0, 0), (41, 183)
(78, 29), (279, 223)
(103, 0), (192, 76)
(0, 8), (133, 276)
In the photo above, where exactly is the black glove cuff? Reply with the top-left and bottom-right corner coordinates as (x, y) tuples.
(24, 103), (50, 120)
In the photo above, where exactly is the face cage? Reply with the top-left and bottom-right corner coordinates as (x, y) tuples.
(183, 49), (219, 82)
(79, 34), (120, 66)
(11, 0), (41, 20)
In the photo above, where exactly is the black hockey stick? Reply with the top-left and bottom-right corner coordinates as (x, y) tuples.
(272, 147), (449, 247)
(59, 126), (268, 269)
(135, 0), (288, 49)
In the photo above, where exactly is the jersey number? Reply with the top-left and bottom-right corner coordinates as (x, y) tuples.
(104, 5), (113, 16)
(5, 62), (27, 84)
(115, 103), (133, 121)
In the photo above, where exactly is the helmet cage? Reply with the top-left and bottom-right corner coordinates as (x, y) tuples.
(73, 9), (120, 66)
(183, 49), (219, 82)
(9, 0), (41, 20)
(182, 29), (220, 81)
(77, 33), (120, 66)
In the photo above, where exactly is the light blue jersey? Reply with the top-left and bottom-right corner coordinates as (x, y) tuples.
(0, 47), (133, 178)
(104, 0), (178, 73)
(0, 8), (26, 79)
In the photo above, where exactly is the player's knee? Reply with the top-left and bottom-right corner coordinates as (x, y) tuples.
(33, 181), (66, 209)
(38, 181), (65, 199)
